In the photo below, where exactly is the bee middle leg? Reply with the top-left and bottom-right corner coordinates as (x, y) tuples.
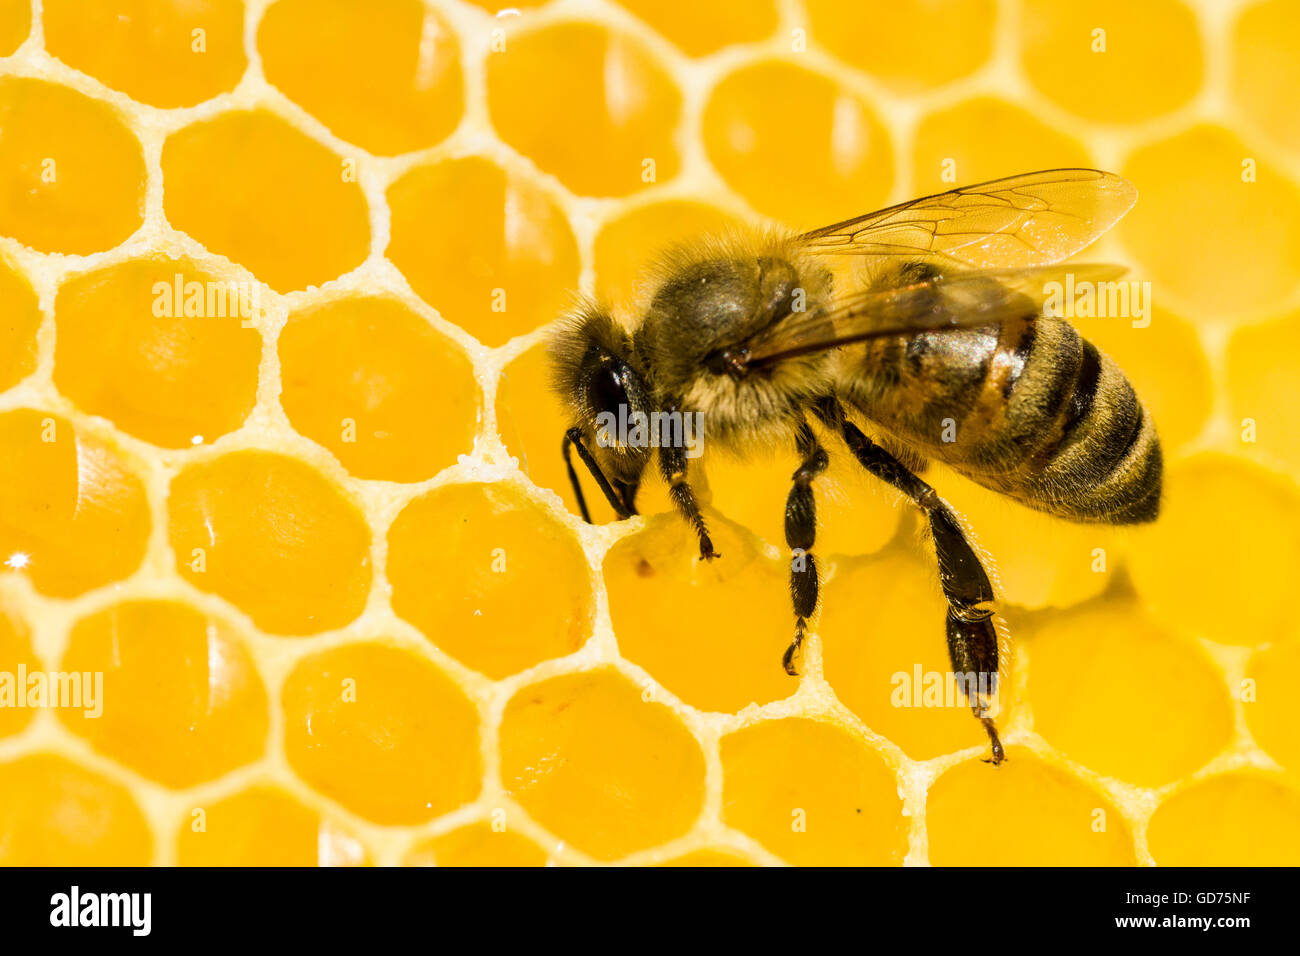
(818, 400), (1005, 765)
(782, 420), (829, 676)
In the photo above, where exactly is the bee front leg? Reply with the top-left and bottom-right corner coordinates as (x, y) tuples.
(833, 412), (1006, 766)
(782, 421), (828, 677)
(659, 442), (718, 561)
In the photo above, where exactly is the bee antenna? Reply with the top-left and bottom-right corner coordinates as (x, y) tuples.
(562, 427), (634, 522)
(561, 430), (594, 524)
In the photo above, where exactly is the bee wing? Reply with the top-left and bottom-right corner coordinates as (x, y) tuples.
(797, 169), (1137, 269)
(746, 263), (1127, 367)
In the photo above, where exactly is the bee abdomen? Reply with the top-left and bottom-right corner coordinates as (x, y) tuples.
(847, 317), (1162, 525)
(961, 322), (1161, 524)
(1015, 338), (1162, 523)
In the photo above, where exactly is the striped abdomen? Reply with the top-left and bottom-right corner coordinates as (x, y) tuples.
(839, 315), (1161, 524)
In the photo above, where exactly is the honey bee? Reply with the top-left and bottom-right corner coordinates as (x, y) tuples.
(549, 169), (1160, 765)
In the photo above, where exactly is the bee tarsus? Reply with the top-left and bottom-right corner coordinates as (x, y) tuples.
(981, 718), (1007, 766)
(782, 622), (806, 677)
(661, 440), (717, 561)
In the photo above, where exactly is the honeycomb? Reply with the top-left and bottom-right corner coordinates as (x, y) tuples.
(1, 0), (1298, 867)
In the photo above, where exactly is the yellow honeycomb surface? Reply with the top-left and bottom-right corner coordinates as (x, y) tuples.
(0, 0), (1298, 867)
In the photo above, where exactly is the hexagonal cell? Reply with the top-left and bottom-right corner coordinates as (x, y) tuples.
(1244, 641), (1300, 773)
(0, 254), (40, 392)
(910, 96), (1090, 195)
(0, 604), (37, 739)
(1120, 125), (1300, 318)
(806, 0), (994, 91)
(1227, 310), (1300, 474)
(820, 548), (1013, 762)
(279, 294), (479, 482)
(403, 822), (548, 867)
(0, 409), (150, 598)
(0, 77), (145, 255)
(0, 753), (152, 865)
(499, 669), (706, 861)
(168, 450), (372, 635)
(616, 0), (777, 57)
(259, 0), (461, 156)
(703, 60), (893, 228)
(53, 255), (261, 449)
(1128, 455), (1300, 647)
(0, 0), (30, 55)
(1024, 599), (1232, 787)
(162, 110), (370, 293)
(603, 512), (795, 713)
(1071, 307), (1211, 457)
(1231, 0), (1300, 156)
(927, 750), (1136, 865)
(593, 200), (742, 309)
(1018, 0), (1202, 124)
(656, 848), (755, 866)
(720, 717), (906, 865)
(282, 642), (481, 825)
(386, 156), (579, 346)
(1148, 773), (1300, 865)
(43, 0), (247, 108)
(177, 785), (367, 866)
(387, 482), (593, 679)
(59, 599), (269, 789)
(486, 22), (682, 197)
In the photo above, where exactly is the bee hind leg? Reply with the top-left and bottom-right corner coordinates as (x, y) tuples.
(782, 420), (829, 676)
(821, 401), (1006, 766)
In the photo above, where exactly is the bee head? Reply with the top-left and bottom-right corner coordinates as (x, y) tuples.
(548, 303), (653, 494)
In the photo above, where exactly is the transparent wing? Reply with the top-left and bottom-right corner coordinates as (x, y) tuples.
(745, 263), (1127, 367)
(797, 169), (1137, 269)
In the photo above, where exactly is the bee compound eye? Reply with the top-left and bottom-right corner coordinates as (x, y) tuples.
(589, 364), (629, 417)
